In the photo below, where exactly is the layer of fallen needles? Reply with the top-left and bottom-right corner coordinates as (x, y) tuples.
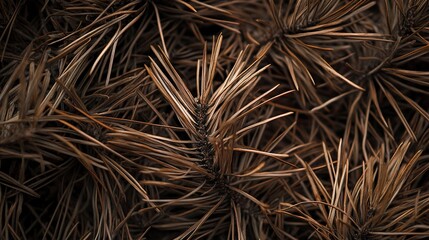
(0, 0), (428, 239)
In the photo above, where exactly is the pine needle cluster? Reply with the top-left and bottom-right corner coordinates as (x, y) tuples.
(0, 0), (428, 239)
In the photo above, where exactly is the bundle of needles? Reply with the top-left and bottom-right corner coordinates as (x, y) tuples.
(1, 0), (429, 239)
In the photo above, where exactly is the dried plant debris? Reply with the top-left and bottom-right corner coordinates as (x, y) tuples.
(0, 0), (428, 239)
